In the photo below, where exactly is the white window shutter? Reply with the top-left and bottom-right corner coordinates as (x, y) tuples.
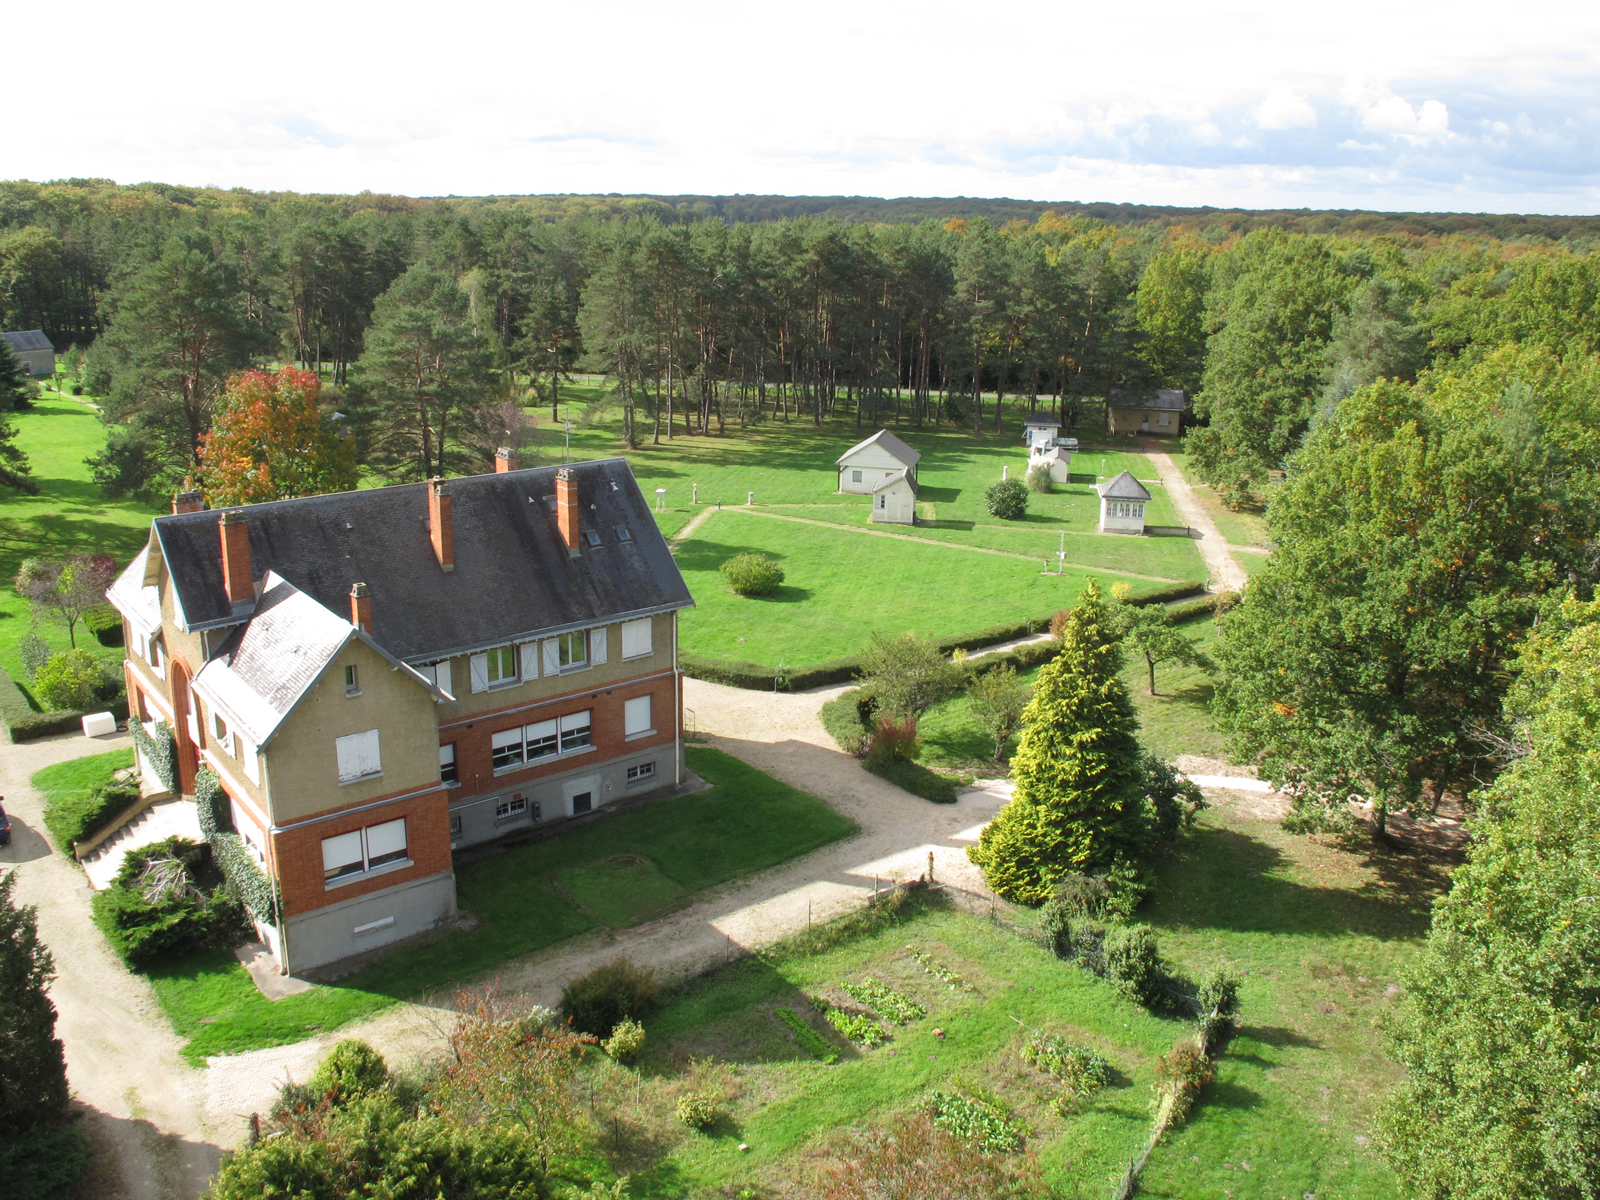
(625, 695), (652, 736)
(469, 653), (489, 693)
(590, 627), (607, 665)
(435, 659), (452, 698)
(336, 730), (381, 781)
(519, 642), (540, 681)
(621, 618), (652, 659)
(542, 639), (560, 676)
(241, 737), (259, 784)
(322, 830), (363, 874)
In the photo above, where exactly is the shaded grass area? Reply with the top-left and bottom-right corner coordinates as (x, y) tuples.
(152, 748), (856, 1061)
(0, 394), (159, 679)
(676, 511), (1173, 670)
(30, 748), (135, 852)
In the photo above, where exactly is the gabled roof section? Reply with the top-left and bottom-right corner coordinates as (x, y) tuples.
(105, 544), (163, 635)
(836, 429), (920, 469)
(1097, 470), (1152, 501)
(871, 467), (918, 494)
(152, 458), (693, 660)
(2, 329), (53, 353)
(1108, 388), (1187, 411)
(1021, 410), (1060, 426)
(192, 573), (441, 748)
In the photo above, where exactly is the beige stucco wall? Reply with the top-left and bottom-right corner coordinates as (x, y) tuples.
(421, 612), (674, 722)
(1109, 407), (1181, 437)
(838, 443), (914, 494)
(262, 638), (443, 825)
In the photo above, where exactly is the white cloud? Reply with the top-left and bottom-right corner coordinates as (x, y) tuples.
(1255, 88), (1318, 130)
(1342, 81), (1453, 144)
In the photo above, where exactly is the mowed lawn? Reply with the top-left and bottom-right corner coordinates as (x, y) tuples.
(149, 747), (857, 1062)
(0, 393), (159, 678)
(674, 510), (1179, 670)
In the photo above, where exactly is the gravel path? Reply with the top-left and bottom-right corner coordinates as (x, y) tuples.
(1138, 437), (1250, 592)
(1, 729), (222, 1199)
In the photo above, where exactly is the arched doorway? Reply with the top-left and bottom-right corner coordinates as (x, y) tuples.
(170, 660), (201, 796)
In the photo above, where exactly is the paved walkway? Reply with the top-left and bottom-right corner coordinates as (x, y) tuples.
(0, 729), (222, 1200)
(1137, 437), (1250, 593)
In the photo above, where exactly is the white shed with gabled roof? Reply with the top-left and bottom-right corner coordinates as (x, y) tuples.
(1097, 470), (1152, 534)
(870, 468), (917, 525)
(836, 429), (920, 494)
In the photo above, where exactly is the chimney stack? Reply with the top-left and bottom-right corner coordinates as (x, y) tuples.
(494, 446), (517, 473)
(172, 489), (203, 514)
(556, 468), (580, 555)
(428, 478), (454, 571)
(350, 582), (371, 633)
(220, 511), (253, 609)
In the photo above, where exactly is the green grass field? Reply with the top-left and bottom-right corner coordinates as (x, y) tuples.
(562, 791), (1423, 1198)
(149, 747), (857, 1062)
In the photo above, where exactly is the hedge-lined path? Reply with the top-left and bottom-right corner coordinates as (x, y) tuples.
(697, 506), (1190, 584)
(0, 727), (222, 1200)
(1137, 437), (1251, 592)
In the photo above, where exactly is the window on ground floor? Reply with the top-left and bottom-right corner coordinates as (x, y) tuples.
(627, 761), (656, 785)
(495, 794), (528, 820)
(560, 710), (592, 752)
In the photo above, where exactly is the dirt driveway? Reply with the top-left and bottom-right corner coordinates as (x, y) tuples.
(1138, 437), (1250, 592)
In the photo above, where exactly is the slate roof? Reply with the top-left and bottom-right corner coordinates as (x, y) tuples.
(191, 573), (440, 747)
(152, 458), (693, 662)
(836, 429), (920, 469)
(1107, 388), (1187, 411)
(1021, 410), (1060, 426)
(1097, 470), (1152, 501)
(105, 545), (162, 634)
(870, 468), (918, 494)
(1, 329), (53, 353)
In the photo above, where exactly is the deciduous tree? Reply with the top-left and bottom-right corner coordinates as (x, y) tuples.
(966, 662), (1030, 762)
(14, 553), (117, 648)
(198, 367), (357, 505)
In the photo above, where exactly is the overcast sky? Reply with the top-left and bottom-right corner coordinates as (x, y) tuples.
(13, 0), (1600, 213)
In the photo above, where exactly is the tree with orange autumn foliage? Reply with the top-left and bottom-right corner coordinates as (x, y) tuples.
(197, 367), (357, 505)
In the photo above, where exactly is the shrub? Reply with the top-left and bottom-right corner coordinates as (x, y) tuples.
(1022, 1032), (1112, 1105)
(821, 1111), (1047, 1200)
(1048, 873), (1111, 920)
(1195, 969), (1242, 1052)
(1155, 1039), (1215, 1122)
(928, 1088), (1021, 1152)
(43, 778), (139, 852)
(842, 978), (925, 1024)
(559, 958), (659, 1037)
(1024, 464), (1053, 493)
(776, 1005), (839, 1064)
(1104, 925), (1166, 1008)
(869, 713), (921, 762)
(85, 605), (124, 647)
(1102, 856), (1152, 921)
(33, 649), (103, 711)
(984, 477), (1029, 520)
(677, 1091), (722, 1129)
(967, 662), (1029, 763)
(0, 1120), (94, 1200)
(820, 691), (872, 755)
(603, 1018), (647, 1064)
(18, 633), (51, 683)
(720, 552), (785, 597)
(309, 1039), (390, 1104)
(859, 631), (961, 718)
(91, 837), (247, 968)
(862, 755), (960, 803)
(1142, 755), (1207, 844)
(1038, 896), (1074, 959)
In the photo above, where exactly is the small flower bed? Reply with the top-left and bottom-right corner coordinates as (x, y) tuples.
(1022, 1032), (1112, 1110)
(928, 1088), (1021, 1152)
(823, 1006), (886, 1047)
(843, 977), (926, 1024)
(907, 947), (973, 992)
(776, 1006), (839, 1064)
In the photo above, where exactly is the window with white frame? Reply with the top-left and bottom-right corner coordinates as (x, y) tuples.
(560, 710), (592, 752)
(344, 664), (360, 696)
(557, 631), (587, 671)
(495, 794), (528, 820)
(525, 718), (559, 761)
(491, 727), (524, 772)
(212, 711), (233, 755)
(449, 812), (462, 836)
(335, 730), (382, 783)
(620, 618), (653, 660)
(322, 817), (409, 883)
(1107, 500), (1145, 520)
(148, 633), (166, 678)
(440, 744), (458, 785)
(627, 761), (655, 785)
(851, 469), (862, 483)
(469, 645), (519, 693)
(416, 659), (453, 697)
(625, 695), (652, 738)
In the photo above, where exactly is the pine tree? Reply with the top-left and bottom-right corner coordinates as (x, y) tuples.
(967, 581), (1148, 905)
(0, 869), (69, 1130)
(0, 340), (37, 494)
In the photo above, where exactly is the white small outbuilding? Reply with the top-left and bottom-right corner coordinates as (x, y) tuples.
(870, 468), (918, 525)
(1097, 470), (1151, 534)
(837, 429), (920, 494)
(1021, 410), (1076, 484)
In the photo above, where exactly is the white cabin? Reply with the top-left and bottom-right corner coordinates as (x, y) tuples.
(1022, 411), (1075, 483)
(1097, 470), (1151, 534)
(870, 469), (917, 525)
(837, 429), (920, 494)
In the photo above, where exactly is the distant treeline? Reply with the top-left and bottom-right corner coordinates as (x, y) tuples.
(2, 176), (1599, 503)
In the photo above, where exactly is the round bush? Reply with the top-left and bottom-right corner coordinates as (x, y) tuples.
(603, 1017), (646, 1064)
(1025, 464), (1053, 493)
(719, 552), (786, 597)
(310, 1039), (390, 1104)
(985, 478), (1028, 520)
(559, 957), (660, 1037)
(34, 649), (102, 711)
(677, 1091), (721, 1129)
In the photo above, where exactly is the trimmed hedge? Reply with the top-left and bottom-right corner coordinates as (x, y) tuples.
(1165, 594), (1219, 622)
(820, 692), (872, 755)
(680, 582), (1205, 694)
(44, 779), (141, 852)
(0, 665), (129, 742)
(863, 755), (962, 803)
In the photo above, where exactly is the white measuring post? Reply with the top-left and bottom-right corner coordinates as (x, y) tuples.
(747, 491), (753, 506)
(692, 483), (698, 504)
(1057, 530), (1066, 575)
(655, 487), (666, 512)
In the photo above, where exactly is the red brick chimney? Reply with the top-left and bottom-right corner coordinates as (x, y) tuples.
(556, 468), (579, 555)
(350, 582), (371, 632)
(220, 511), (253, 607)
(428, 478), (454, 571)
(494, 446), (517, 473)
(172, 489), (203, 514)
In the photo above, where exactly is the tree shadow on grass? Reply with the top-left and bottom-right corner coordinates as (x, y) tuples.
(1145, 824), (1436, 941)
(1198, 1080), (1265, 1114)
(918, 486), (962, 505)
(671, 537), (793, 572)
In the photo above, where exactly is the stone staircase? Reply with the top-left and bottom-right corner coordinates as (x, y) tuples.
(81, 798), (203, 891)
